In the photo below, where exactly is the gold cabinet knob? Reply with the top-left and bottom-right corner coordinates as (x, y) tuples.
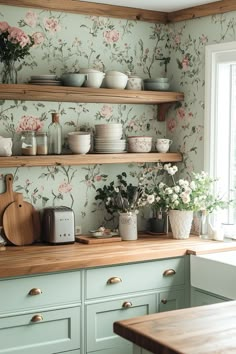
(28, 288), (42, 296)
(31, 314), (43, 323)
(163, 269), (176, 277)
(107, 276), (122, 284)
(161, 298), (168, 304)
(122, 301), (132, 308)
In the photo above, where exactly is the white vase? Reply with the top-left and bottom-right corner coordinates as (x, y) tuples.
(119, 212), (137, 241)
(169, 210), (193, 239)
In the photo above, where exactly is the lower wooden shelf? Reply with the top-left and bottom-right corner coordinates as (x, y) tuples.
(0, 152), (182, 167)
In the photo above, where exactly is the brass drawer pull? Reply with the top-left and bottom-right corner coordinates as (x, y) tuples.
(122, 301), (132, 308)
(163, 269), (176, 277)
(161, 298), (168, 304)
(28, 288), (42, 296)
(31, 314), (43, 323)
(107, 276), (122, 284)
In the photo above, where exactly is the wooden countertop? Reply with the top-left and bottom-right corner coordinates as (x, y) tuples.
(0, 235), (236, 278)
(114, 300), (236, 354)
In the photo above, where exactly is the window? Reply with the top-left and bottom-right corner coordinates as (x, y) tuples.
(205, 41), (236, 225)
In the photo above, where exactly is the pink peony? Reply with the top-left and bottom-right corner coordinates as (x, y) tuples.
(100, 105), (113, 118)
(32, 32), (45, 46)
(16, 115), (43, 132)
(8, 27), (30, 48)
(176, 107), (186, 120)
(103, 30), (120, 43)
(43, 17), (61, 33)
(182, 56), (190, 71)
(95, 175), (102, 182)
(24, 11), (38, 28)
(167, 118), (177, 133)
(58, 181), (72, 194)
(0, 21), (9, 33)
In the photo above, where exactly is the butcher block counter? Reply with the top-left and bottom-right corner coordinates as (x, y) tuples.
(0, 234), (236, 278)
(113, 300), (236, 354)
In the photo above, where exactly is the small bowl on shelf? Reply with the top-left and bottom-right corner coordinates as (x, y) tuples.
(144, 79), (170, 91)
(127, 136), (152, 153)
(61, 73), (87, 87)
(104, 74), (128, 89)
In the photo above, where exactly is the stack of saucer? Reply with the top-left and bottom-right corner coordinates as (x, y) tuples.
(94, 123), (126, 153)
(28, 75), (62, 86)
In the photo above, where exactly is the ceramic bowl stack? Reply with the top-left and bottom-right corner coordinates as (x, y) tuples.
(143, 77), (170, 91)
(28, 75), (62, 86)
(94, 124), (126, 153)
(68, 131), (91, 154)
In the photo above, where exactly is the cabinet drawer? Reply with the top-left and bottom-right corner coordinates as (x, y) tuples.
(0, 306), (80, 354)
(86, 293), (156, 353)
(0, 271), (81, 314)
(86, 257), (185, 299)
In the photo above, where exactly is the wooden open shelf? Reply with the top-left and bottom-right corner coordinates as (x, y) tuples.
(0, 152), (182, 168)
(0, 84), (184, 121)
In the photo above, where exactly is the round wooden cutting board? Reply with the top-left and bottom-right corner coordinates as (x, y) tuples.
(3, 194), (40, 246)
(0, 174), (15, 226)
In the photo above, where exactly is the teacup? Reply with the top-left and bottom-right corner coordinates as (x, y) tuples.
(156, 139), (173, 153)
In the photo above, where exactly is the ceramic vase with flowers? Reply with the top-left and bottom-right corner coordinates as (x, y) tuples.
(95, 172), (152, 240)
(0, 21), (36, 84)
(146, 163), (231, 239)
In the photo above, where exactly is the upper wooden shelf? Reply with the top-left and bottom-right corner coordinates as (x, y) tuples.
(0, 84), (184, 121)
(0, 153), (182, 168)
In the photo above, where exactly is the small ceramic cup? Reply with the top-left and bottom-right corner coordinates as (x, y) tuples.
(126, 77), (143, 90)
(156, 139), (173, 153)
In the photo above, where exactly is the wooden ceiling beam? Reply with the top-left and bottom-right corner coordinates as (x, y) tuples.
(0, 0), (168, 23)
(167, 0), (236, 23)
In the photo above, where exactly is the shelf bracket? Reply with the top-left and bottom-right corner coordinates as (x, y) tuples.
(158, 103), (172, 121)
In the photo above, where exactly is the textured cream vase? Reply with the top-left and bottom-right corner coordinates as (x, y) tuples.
(119, 212), (138, 241)
(169, 210), (193, 239)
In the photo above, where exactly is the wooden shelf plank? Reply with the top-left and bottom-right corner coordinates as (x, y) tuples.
(0, 84), (184, 105)
(0, 0), (167, 23)
(0, 153), (182, 168)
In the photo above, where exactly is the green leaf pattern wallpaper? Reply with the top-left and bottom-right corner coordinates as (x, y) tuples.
(0, 4), (235, 232)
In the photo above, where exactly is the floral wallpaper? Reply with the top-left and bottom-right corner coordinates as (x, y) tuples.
(0, 4), (236, 234)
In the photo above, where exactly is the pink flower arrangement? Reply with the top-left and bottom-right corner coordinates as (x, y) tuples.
(16, 115), (43, 132)
(0, 21), (35, 63)
(103, 30), (120, 43)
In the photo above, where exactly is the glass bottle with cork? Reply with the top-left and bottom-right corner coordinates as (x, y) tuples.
(48, 112), (62, 154)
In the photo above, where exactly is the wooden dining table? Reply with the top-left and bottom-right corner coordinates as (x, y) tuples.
(114, 300), (236, 353)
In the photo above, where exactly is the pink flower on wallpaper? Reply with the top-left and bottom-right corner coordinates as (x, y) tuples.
(0, 21), (9, 33)
(24, 11), (38, 28)
(16, 115), (43, 132)
(167, 118), (177, 133)
(174, 35), (181, 45)
(8, 27), (30, 48)
(43, 17), (61, 33)
(32, 32), (45, 46)
(200, 34), (208, 44)
(103, 29), (120, 43)
(181, 56), (190, 71)
(95, 175), (102, 182)
(100, 105), (113, 118)
(58, 181), (72, 194)
(177, 107), (186, 120)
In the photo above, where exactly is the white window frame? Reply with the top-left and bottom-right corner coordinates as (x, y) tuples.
(205, 41), (236, 224)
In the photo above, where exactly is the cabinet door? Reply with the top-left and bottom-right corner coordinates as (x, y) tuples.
(86, 293), (156, 353)
(0, 306), (80, 354)
(191, 288), (229, 307)
(159, 289), (185, 312)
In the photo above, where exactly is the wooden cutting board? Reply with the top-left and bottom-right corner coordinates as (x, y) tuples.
(3, 193), (41, 246)
(0, 174), (15, 226)
(75, 235), (122, 244)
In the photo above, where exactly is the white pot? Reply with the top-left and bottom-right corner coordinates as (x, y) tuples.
(169, 210), (193, 239)
(119, 212), (137, 241)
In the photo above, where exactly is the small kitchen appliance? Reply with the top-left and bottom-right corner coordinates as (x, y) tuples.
(42, 206), (75, 244)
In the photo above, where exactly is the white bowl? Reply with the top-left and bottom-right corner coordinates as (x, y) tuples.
(68, 132), (91, 142)
(79, 68), (101, 74)
(95, 123), (122, 130)
(106, 70), (128, 77)
(104, 75), (128, 89)
(69, 142), (91, 154)
(127, 136), (152, 153)
(84, 72), (105, 88)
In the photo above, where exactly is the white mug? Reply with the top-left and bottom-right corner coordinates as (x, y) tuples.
(156, 139), (173, 153)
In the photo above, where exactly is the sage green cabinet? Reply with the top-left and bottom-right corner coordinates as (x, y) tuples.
(191, 287), (229, 307)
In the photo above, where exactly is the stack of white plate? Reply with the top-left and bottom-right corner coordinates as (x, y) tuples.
(28, 75), (62, 86)
(94, 123), (126, 153)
